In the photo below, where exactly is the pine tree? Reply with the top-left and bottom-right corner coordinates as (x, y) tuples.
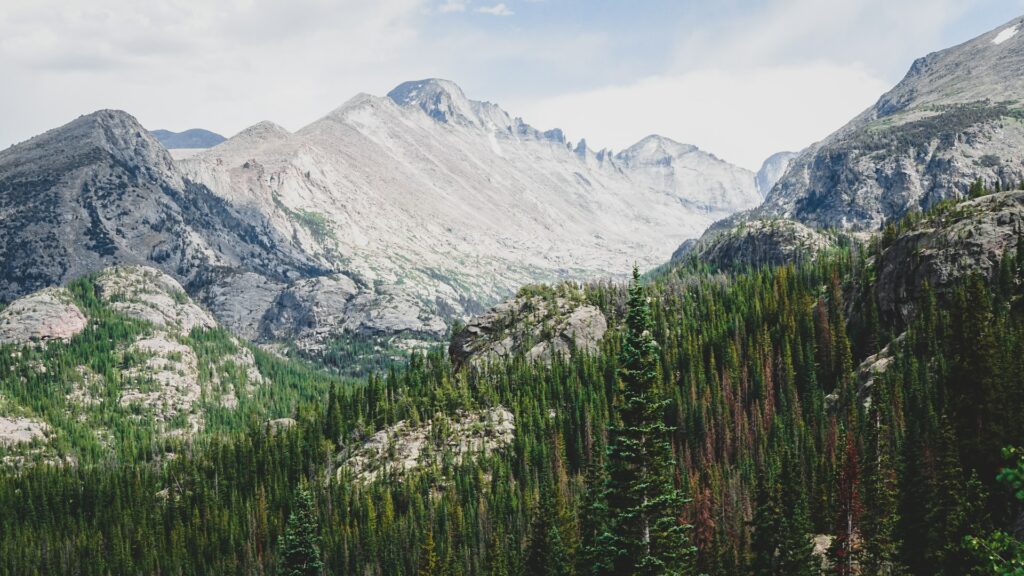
(751, 451), (816, 576)
(417, 530), (441, 576)
(830, 434), (863, 576)
(278, 486), (323, 576)
(861, 404), (902, 576)
(324, 383), (342, 445)
(525, 487), (572, 576)
(593, 267), (695, 575)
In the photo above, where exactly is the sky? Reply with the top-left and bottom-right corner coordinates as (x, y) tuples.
(1, 0), (1022, 170)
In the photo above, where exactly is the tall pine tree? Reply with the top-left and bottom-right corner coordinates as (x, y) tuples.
(592, 267), (695, 575)
(278, 485), (323, 576)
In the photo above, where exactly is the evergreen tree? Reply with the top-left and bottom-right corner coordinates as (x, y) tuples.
(830, 434), (864, 576)
(593, 268), (695, 575)
(525, 487), (572, 576)
(417, 530), (441, 576)
(324, 383), (342, 445)
(278, 486), (323, 576)
(751, 452), (816, 576)
(860, 404), (903, 576)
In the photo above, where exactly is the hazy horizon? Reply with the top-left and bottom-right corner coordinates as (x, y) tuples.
(2, 0), (1023, 169)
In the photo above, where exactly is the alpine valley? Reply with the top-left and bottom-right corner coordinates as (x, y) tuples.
(1, 10), (1024, 576)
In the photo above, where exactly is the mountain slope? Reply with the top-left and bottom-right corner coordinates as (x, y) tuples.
(177, 78), (760, 342)
(759, 15), (1024, 230)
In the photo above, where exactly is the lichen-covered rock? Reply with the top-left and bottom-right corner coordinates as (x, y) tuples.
(874, 191), (1024, 322)
(338, 406), (515, 482)
(0, 287), (87, 346)
(449, 287), (607, 371)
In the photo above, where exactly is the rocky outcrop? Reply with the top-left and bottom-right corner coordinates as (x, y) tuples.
(0, 266), (269, 453)
(855, 333), (905, 409)
(96, 266), (216, 336)
(759, 16), (1024, 231)
(0, 287), (87, 346)
(674, 218), (835, 269)
(0, 416), (50, 447)
(338, 406), (515, 482)
(874, 191), (1024, 322)
(449, 287), (607, 370)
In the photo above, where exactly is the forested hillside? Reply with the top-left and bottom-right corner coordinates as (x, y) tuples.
(1, 191), (1023, 575)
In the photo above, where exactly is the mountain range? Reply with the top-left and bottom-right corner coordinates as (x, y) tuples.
(0, 79), (762, 350)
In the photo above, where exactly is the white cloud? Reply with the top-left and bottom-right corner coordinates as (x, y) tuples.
(669, 0), (975, 78)
(514, 64), (891, 170)
(438, 1), (467, 13)
(0, 0), (427, 146)
(476, 3), (513, 16)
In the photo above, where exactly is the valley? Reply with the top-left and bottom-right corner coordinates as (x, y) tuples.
(0, 8), (1023, 576)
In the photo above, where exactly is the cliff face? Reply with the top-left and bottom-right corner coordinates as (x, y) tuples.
(760, 16), (1024, 231)
(873, 191), (1024, 322)
(449, 285), (607, 371)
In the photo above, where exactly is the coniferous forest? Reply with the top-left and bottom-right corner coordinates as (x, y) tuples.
(1, 194), (1024, 575)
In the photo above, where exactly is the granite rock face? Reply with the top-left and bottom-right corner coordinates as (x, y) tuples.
(338, 406), (515, 482)
(450, 287), (607, 371)
(755, 151), (798, 195)
(673, 218), (835, 269)
(760, 16), (1024, 231)
(0, 287), (87, 346)
(873, 191), (1024, 322)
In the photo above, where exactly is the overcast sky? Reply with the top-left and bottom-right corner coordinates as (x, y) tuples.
(1, 0), (1022, 169)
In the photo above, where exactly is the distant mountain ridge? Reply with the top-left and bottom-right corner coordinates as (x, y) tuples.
(0, 80), (761, 350)
(176, 78), (762, 345)
(150, 128), (226, 149)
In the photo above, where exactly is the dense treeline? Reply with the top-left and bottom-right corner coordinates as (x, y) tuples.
(1, 202), (1024, 574)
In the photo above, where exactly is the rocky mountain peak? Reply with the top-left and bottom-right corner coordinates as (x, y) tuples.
(867, 14), (1024, 123)
(387, 78), (482, 126)
(0, 109), (178, 183)
(616, 135), (699, 165)
(753, 14), (1024, 232)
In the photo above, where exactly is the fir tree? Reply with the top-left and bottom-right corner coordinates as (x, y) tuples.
(278, 486), (323, 576)
(593, 267), (695, 575)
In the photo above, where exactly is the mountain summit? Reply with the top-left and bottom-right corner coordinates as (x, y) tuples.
(387, 78), (484, 126)
(172, 79), (760, 345)
(760, 14), (1024, 230)
(0, 80), (760, 350)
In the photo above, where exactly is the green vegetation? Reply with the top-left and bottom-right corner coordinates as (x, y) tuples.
(1, 198), (1024, 574)
(272, 193), (334, 243)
